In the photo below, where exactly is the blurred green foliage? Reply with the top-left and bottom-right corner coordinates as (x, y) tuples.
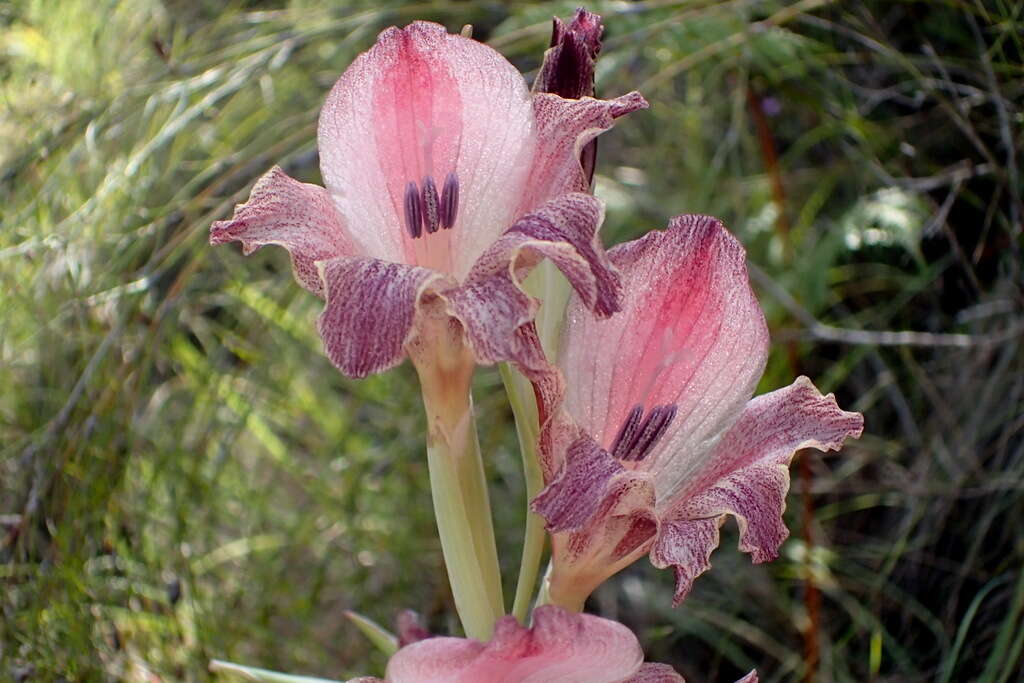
(2, 0), (1022, 681)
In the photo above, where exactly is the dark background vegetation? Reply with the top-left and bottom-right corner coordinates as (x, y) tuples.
(2, 0), (1021, 681)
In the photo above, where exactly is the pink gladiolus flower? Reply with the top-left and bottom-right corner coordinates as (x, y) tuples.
(352, 605), (754, 683)
(210, 21), (646, 378)
(532, 215), (864, 608)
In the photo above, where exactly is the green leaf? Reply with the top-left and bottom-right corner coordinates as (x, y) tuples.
(343, 610), (399, 657)
(209, 659), (343, 682)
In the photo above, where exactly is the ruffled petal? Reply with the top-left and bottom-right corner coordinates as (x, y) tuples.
(523, 92), (647, 208)
(651, 377), (863, 603)
(533, 8), (603, 99)
(318, 22), (536, 276)
(444, 193), (619, 374)
(532, 434), (624, 533)
(384, 606), (644, 683)
(209, 166), (357, 296)
(625, 663), (686, 683)
(317, 257), (449, 378)
(648, 518), (720, 606)
(559, 215), (770, 503)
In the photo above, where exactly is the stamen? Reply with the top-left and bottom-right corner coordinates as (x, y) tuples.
(404, 181), (423, 239)
(440, 171), (459, 229)
(613, 404), (677, 461)
(629, 405), (677, 461)
(610, 405), (643, 460)
(421, 175), (440, 234)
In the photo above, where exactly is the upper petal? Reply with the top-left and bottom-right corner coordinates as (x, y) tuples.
(651, 377), (863, 603)
(317, 256), (449, 378)
(523, 92), (647, 209)
(384, 606), (644, 683)
(318, 22), (536, 276)
(443, 193), (620, 376)
(559, 215), (769, 503)
(209, 166), (358, 296)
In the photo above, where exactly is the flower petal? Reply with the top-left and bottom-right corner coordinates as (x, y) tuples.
(559, 215), (770, 504)
(533, 8), (604, 99)
(444, 193), (619, 374)
(384, 606), (644, 683)
(651, 377), (863, 603)
(532, 434), (624, 533)
(535, 436), (659, 609)
(734, 672), (759, 683)
(647, 517), (720, 606)
(318, 22), (536, 276)
(524, 92), (647, 208)
(210, 166), (357, 296)
(625, 663), (686, 683)
(317, 257), (449, 378)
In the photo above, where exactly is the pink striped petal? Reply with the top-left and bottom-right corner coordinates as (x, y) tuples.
(444, 193), (619, 374)
(651, 377), (863, 604)
(735, 671), (759, 683)
(317, 257), (449, 378)
(209, 166), (357, 296)
(559, 215), (769, 504)
(318, 22), (536, 276)
(625, 663), (685, 682)
(523, 92), (647, 209)
(384, 606), (644, 683)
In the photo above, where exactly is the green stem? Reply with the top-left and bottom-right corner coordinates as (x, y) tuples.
(415, 355), (504, 640)
(501, 362), (548, 623)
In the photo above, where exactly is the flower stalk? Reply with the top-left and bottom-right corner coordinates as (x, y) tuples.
(501, 362), (547, 623)
(413, 324), (504, 640)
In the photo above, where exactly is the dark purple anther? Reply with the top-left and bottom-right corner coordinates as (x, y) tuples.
(610, 405), (644, 460)
(629, 405), (677, 461)
(421, 175), (440, 234)
(440, 171), (459, 229)
(404, 181), (422, 239)
(613, 404), (677, 461)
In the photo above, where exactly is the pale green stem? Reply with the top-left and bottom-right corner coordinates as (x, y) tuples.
(501, 362), (547, 623)
(415, 356), (504, 640)
(503, 262), (573, 623)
